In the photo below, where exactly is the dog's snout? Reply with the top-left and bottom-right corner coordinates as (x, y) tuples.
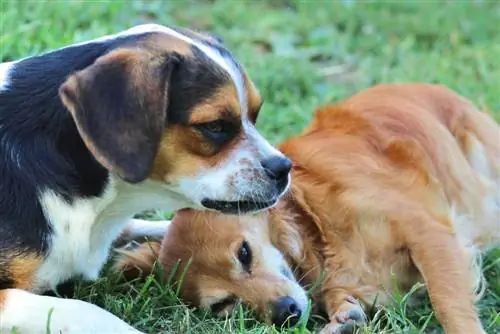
(272, 296), (302, 327)
(261, 156), (292, 181)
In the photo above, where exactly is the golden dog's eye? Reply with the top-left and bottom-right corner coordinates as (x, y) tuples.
(237, 240), (252, 271)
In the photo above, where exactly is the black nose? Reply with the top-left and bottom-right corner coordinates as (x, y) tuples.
(272, 296), (302, 327)
(261, 156), (292, 181)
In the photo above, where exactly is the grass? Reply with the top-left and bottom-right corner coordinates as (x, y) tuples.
(1, 0), (499, 333)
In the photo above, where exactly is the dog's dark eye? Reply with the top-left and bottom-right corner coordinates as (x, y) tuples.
(204, 121), (223, 133)
(196, 120), (233, 144)
(237, 240), (252, 271)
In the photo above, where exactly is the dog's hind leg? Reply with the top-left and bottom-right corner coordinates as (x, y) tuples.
(0, 288), (142, 333)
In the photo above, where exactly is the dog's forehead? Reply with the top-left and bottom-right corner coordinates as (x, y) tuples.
(108, 24), (261, 124)
(118, 24), (250, 117)
(186, 38), (249, 121)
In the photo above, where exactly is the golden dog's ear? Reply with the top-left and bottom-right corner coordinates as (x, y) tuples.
(59, 48), (179, 183)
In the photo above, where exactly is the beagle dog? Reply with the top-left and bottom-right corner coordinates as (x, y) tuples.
(0, 24), (291, 333)
(116, 84), (499, 334)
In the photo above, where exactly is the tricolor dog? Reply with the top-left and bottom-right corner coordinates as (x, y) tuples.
(117, 84), (500, 334)
(0, 24), (291, 333)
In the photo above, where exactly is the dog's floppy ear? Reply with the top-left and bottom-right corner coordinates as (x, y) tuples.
(59, 48), (179, 183)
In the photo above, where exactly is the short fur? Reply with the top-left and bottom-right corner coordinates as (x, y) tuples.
(116, 84), (500, 333)
(0, 24), (290, 333)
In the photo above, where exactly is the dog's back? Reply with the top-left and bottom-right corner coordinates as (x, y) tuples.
(272, 84), (498, 333)
(284, 84), (499, 251)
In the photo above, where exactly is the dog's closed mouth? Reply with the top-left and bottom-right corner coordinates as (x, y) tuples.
(201, 199), (275, 214)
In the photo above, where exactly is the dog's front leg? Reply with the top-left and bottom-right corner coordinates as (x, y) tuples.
(0, 288), (142, 333)
(317, 283), (366, 334)
(314, 246), (366, 334)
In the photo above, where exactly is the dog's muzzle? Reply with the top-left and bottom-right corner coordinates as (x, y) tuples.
(202, 155), (292, 214)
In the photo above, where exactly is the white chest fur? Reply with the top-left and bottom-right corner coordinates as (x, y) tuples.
(33, 187), (123, 292)
(32, 177), (192, 293)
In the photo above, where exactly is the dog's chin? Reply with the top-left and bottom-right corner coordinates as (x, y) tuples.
(200, 179), (291, 215)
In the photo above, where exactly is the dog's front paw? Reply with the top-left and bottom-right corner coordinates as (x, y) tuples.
(319, 297), (365, 334)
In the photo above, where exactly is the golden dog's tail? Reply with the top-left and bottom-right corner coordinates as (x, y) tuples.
(113, 241), (161, 279)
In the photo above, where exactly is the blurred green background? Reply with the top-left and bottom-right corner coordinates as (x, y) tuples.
(1, 0), (499, 333)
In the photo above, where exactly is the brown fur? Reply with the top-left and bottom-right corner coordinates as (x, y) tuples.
(244, 75), (263, 123)
(0, 251), (43, 304)
(115, 84), (499, 333)
(8, 255), (43, 290)
(188, 85), (241, 124)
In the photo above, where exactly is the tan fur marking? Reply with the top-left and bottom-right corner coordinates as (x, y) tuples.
(244, 75), (263, 122)
(188, 84), (240, 124)
(9, 254), (42, 290)
(149, 125), (211, 182)
(0, 252), (42, 297)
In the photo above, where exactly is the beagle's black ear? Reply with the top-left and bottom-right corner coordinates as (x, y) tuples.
(60, 48), (178, 183)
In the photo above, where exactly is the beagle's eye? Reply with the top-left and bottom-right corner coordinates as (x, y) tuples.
(237, 241), (252, 271)
(196, 120), (233, 144)
(204, 121), (224, 133)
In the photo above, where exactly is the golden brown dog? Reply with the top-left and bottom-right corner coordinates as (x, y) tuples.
(116, 83), (500, 333)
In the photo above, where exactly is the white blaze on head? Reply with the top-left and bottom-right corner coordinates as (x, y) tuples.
(188, 38), (248, 118)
